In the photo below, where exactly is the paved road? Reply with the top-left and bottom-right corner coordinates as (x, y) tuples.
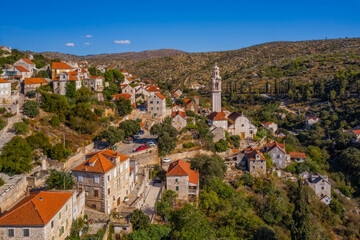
(141, 182), (162, 218)
(115, 131), (157, 156)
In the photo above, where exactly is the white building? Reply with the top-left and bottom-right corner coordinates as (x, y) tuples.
(228, 113), (257, 139)
(211, 64), (221, 113)
(0, 78), (11, 104)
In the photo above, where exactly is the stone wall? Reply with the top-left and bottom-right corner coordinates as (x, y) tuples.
(166, 149), (230, 161)
(0, 174), (27, 214)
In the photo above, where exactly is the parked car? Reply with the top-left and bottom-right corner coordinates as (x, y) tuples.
(140, 107), (147, 111)
(138, 130), (144, 135)
(147, 142), (156, 147)
(163, 158), (171, 163)
(135, 145), (147, 152)
(123, 140), (132, 144)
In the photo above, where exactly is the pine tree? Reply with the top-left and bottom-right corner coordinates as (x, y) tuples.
(291, 180), (311, 240)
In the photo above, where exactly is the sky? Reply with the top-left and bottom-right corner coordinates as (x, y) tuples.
(0, 0), (359, 56)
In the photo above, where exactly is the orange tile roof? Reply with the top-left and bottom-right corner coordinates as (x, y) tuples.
(22, 58), (35, 64)
(24, 78), (47, 85)
(0, 78), (10, 83)
(267, 142), (286, 154)
(14, 65), (29, 72)
(207, 112), (227, 121)
(166, 160), (190, 176)
(184, 99), (191, 104)
(54, 73), (78, 81)
(146, 86), (161, 92)
(171, 111), (186, 119)
(90, 76), (103, 79)
(140, 123), (145, 127)
(113, 93), (132, 101)
(189, 169), (199, 185)
(155, 92), (165, 100)
(290, 152), (307, 159)
(172, 92), (179, 97)
(262, 121), (275, 126)
(245, 148), (266, 161)
(347, 129), (360, 135)
(0, 191), (73, 226)
(52, 62), (72, 69)
(73, 149), (128, 173)
(232, 148), (239, 154)
(121, 70), (128, 73)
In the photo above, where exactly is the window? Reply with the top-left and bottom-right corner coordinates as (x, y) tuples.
(51, 220), (54, 228)
(321, 186), (324, 190)
(94, 189), (99, 197)
(150, 101), (153, 104)
(157, 107), (159, 110)
(23, 229), (29, 237)
(78, 175), (83, 182)
(108, 188), (110, 195)
(94, 176), (99, 184)
(157, 101), (159, 104)
(59, 226), (64, 236)
(151, 107), (153, 110)
(277, 155), (281, 159)
(114, 169), (117, 177)
(66, 204), (68, 211)
(175, 178), (178, 183)
(176, 186), (179, 191)
(8, 229), (14, 237)
(66, 219), (68, 227)
(59, 212), (61, 219)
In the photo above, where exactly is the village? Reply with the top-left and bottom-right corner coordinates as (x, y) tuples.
(1, 43), (358, 240)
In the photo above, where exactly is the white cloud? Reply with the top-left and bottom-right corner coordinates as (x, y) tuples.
(84, 42), (92, 45)
(85, 35), (92, 38)
(114, 40), (131, 44)
(65, 43), (75, 47)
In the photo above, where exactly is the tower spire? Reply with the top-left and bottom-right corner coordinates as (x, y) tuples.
(211, 63), (222, 112)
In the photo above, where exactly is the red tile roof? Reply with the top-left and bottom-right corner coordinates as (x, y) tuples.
(24, 78), (47, 84)
(146, 86), (161, 92)
(266, 142), (286, 154)
(172, 92), (179, 97)
(90, 76), (103, 79)
(52, 62), (72, 69)
(262, 121), (275, 126)
(245, 147), (266, 160)
(73, 149), (128, 173)
(14, 65), (30, 72)
(189, 170), (199, 185)
(171, 111), (186, 119)
(347, 129), (360, 135)
(306, 116), (320, 121)
(207, 112), (227, 121)
(155, 92), (165, 100)
(167, 160), (190, 176)
(0, 78), (10, 83)
(113, 93), (132, 101)
(22, 58), (35, 64)
(290, 152), (307, 159)
(184, 99), (191, 104)
(0, 191), (73, 226)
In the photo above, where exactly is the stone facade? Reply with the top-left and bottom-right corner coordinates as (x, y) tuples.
(171, 111), (187, 130)
(14, 58), (36, 75)
(0, 79), (11, 104)
(147, 92), (166, 119)
(53, 72), (82, 95)
(244, 148), (266, 176)
(210, 126), (226, 142)
(261, 122), (278, 135)
(304, 173), (331, 205)
(84, 77), (104, 92)
(265, 142), (290, 169)
(228, 113), (257, 139)
(0, 174), (27, 214)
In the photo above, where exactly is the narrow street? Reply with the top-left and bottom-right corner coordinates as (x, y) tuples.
(141, 182), (162, 219)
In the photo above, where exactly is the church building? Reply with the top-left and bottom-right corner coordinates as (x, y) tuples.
(207, 64), (257, 140)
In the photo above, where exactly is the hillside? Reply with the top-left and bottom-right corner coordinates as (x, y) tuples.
(99, 38), (360, 90)
(39, 49), (186, 62)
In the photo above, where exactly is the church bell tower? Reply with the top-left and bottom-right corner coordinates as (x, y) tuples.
(211, 63), (222, 112)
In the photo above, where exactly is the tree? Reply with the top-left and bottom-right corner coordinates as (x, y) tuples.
(0, 118), (6, 130)
(170, 204), (213, 240)
(13, 121), (29, 135)
(24, 101), (39, 118)
(36, 70), (50, 78)
(215, 139), (228, 152)
(291, 180), (311, 240)
(50, 115), (60, 127)
(26, 132), (51, 150)
(254, 226), (277, 240)
(190, 155), (226, 186)
(116, 97), (132, 116)
(0, 136), (33, 174)
(48, 143), (71, 160)
(119, 120), (141, 138)
(66, 81), (77, 99)
(46, 170), (75, 190)
(156, 190), (178, 217)
(130, 209), (150, 231)
(151, 123), (178, 156)
(129, 224), (171, 240)
(97, 127), (125, 146)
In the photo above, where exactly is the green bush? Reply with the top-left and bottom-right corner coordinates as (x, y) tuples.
(14, 121), (29, 135)
(0, 177), (4, 187)
(24, 101), (39, 118)
(50, 115), (60, 127)
(183, 142), (196, 148)
(0, 118), (6, 130)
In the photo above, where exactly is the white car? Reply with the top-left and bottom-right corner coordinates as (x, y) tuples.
(163, 158), (171, 163)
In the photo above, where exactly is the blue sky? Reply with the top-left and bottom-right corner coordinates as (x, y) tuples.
(0, 0), (359, 55)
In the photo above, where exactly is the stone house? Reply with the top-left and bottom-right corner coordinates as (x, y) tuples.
(264, 142), (290, 169)
(261, 121), (278, 135)
(0, 190), (84, 240)
(24, 78), (48, 94)
(53, 72), (82, 95)
(120, 84), (136, 104)
(166, 160), (199, 202)
(10, 65), (32, 80)
(171, 104), (184, 112)
(207, 112), (228, 130)
(244, 147), (266, 176)
(304, 173), (331, 205)
(171, 111), (187, 130)
(14, 58), (36, 75)
(0, 78), (11, 104)
(0, 46), (11, 53)
(184, 99), (198, 113)
(210, 126), (226, 142)
(112, 93), (133, 104)
(228, 113), (257, 139)
(72, 149), (131, 215)
(51, 62), (73, 80)
(147, 92), (166, 119)
(289, 152), (307, 163)
(84, 76), (104, 92)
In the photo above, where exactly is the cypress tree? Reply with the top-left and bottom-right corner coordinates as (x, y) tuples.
(266, 80), (269, 93)
(291, 180), (311, 240)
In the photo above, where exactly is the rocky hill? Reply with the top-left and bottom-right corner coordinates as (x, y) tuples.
(104, 38), (360, 91)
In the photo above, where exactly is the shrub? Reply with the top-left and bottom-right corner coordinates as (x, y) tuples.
(24, 101), (39, 118)
(0, 118), (6, 130)
(14, 121), (29, 135)
(0, 108), (6, 114)
(183, 142), (196, 149)
(0, 177), (4, 187)
(50, 115), (60, 127)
